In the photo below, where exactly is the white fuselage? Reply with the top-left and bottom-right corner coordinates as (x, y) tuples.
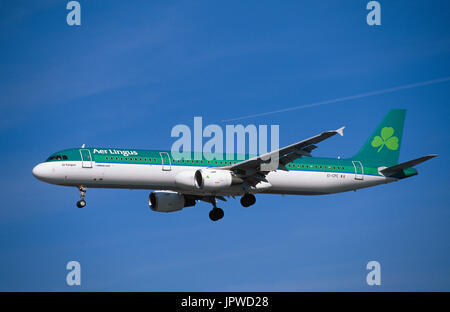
(32, 160), (395, 196)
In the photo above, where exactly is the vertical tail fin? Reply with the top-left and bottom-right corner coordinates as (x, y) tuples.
(352, 109), (406, 166)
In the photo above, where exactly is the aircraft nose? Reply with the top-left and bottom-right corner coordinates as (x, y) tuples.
(32, 163), (48, 180)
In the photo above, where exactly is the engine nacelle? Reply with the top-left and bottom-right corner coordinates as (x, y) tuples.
(149, 191), (196, 213)
(194, 169), (243, 191)
(174, 170), (200, 190)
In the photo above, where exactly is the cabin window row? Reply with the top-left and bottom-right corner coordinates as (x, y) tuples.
(105, 157), (157, 162)
(104, 157), (238, 165)
(102, 156), (345, 170)
(288, 164), (345, 170)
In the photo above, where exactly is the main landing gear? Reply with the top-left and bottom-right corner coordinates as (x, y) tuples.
(209, 207), (224, 222)
(205, 197), (224, 222)
(240, 193), (256, 207)
(202, 196), (225, 222)
(76, 185), (87, 208)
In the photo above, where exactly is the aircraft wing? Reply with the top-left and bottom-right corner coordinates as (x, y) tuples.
(221, 126), (345, 186)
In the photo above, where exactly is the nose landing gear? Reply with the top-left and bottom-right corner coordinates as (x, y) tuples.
(76, 186), (87, 208)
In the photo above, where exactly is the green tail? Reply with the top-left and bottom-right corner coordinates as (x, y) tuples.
(352, 109), (406, 166)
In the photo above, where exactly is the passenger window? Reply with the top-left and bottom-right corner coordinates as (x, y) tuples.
(56, 155), (62, 160)
(62, 155), (68, 160)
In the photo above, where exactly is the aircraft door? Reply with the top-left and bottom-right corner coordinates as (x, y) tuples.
(80, 149), (93, 168)
(160, 152), (171, 171)
(352, 160), (364, 180)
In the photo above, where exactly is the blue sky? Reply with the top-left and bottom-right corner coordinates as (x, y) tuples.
(0, 0), (449, 291)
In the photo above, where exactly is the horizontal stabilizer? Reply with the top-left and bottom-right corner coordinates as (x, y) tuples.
(380, 154), (437, 176)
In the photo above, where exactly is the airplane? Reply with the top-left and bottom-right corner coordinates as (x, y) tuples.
(32, 109), (436, 221)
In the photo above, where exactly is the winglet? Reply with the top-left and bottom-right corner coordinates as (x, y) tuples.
(335, 126), (345, 137)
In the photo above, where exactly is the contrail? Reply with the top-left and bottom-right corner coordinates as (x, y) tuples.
(221, 76), (450, 122)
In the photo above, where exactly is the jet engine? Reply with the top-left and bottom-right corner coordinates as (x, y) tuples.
(149, 191), (196, 213)
(194, 169), (243, 191)
(174, 170), (199, 190)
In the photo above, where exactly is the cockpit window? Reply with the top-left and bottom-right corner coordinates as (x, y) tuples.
(46, 155), (68, 161)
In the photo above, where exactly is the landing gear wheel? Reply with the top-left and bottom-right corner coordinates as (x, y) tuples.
(77, 185), (87, 208)
(76, 199), (86, 208)
(240, 194), (256, 207)
(209, 208), (224, 221)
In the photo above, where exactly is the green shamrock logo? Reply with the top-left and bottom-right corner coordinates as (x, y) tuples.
(371, 127), (399, 152)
